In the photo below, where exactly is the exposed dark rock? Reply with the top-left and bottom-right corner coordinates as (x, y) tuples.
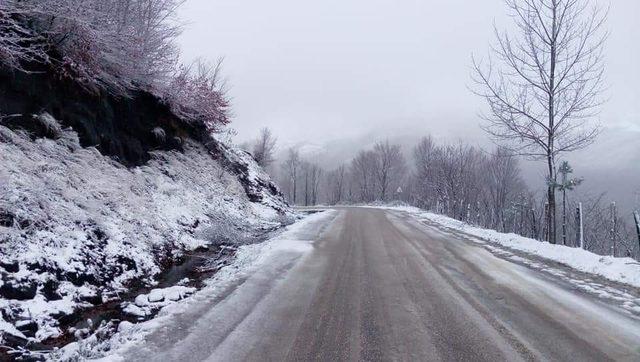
(25, 262), (46, 274)
(17, 218), (31, 229)
(15, 320), (38, 338)
(65, 271), (97, 287)
(0, 261), (19, 273)
(204, 139), (287, 212)
(41, 279), (61, 301)
(0, 66), (206, 166)
(0, 210), (15, 227)
(77, 293), (103, 305)
(0, 281), (37, 300)
(0, 64), (288, 214)
(92, 227), (107, 242)
(51, 310), (77, 327)
(115, 256), (137, 272)
(0, 332), (28, 350)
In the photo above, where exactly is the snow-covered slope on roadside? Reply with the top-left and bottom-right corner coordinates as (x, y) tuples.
(0, 117), (289, 345)
(50, 210), (336, 361)
(379, 206), (640, 289)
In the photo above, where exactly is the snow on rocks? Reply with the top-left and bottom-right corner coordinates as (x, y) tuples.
(117, 321), (134, 333)
(0, 115), (289, 347)
(147, 289), (165, 303)
(134, 295), (150, 307)
(205, 136), (289, 214)
(0, 315), (26, 344)
(123, 286), (196, 319)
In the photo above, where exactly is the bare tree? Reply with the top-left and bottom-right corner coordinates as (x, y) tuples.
(412, 136), (440, 209)
(327, 165), (346, 205)
(373, 141), (406, 201)
(437, 143), (485, 220)
(252, 127), (277, 168)
(3, 0), (184, 92)
(309, 163), (322, 205)
(351, 150), (378, 203)
(282, 148), (301, 205)
(302, 161), (311, 206)
(472, 0), (607, 244)
(164, 58), (230, 132)
(1, 1), (231, 132)
(484, 148), (525, 231)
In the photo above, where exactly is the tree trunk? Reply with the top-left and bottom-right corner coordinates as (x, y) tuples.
(547, 3), (558, 245)
(547, 169), (557, 244)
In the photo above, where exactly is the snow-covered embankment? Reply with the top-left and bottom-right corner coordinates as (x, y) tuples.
(0, 115), (289, 351)
(382, 206), (640, 289)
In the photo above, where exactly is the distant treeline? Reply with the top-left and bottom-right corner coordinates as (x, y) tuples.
(248, 131), (640, 260)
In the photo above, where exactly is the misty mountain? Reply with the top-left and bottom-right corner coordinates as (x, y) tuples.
(272, 123), (639, 214)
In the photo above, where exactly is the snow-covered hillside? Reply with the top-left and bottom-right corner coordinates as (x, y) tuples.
(0, 115), (289, 350)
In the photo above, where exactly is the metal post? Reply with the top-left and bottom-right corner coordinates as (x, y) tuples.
(634, 210), (640, 254)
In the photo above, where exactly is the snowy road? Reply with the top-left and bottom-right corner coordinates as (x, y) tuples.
(123, 207), (640, 361)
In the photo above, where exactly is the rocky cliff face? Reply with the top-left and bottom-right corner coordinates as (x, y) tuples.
(0, 66), (200, 166)
(0, 65), (286, 209)
(0, 66), (289, 352)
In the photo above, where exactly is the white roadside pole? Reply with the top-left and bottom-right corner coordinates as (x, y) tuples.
(576, 203), (584, 249)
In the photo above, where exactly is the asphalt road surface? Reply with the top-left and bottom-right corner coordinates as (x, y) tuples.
(125, 207), (640, 362)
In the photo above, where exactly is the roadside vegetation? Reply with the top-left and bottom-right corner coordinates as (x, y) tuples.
(0, 0), (229, 133)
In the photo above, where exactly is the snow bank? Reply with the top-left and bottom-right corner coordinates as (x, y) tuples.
(0, 315), (26, 344)
(0, 116), (289, 346)
(123, 286), (196, 319)
(48, 210), (335, 361)
(379, 206), (640, 289)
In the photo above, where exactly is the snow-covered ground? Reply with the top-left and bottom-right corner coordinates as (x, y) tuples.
(0, 115), (289, 350)
(48, 210), (335, 361)
(376, 205), (640, 289)
(53, 207), (640, 361)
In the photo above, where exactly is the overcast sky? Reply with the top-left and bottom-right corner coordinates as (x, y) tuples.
(179, 0), (638, 142)
(178, 0), (640, 207)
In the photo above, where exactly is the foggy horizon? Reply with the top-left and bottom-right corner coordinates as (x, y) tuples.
(178, 0), (639, 210)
